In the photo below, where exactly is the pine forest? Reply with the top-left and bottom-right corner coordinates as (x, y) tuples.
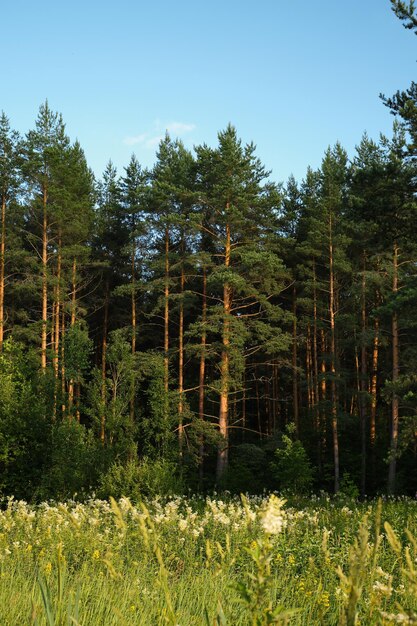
(1, 3), (417, 505)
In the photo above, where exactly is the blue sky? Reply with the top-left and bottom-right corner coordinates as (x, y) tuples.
(2, 1), (416, 183)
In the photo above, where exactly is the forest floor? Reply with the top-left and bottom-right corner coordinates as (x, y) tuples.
(0, 494), (416, 625)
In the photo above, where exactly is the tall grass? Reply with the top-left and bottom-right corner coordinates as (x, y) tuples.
(1, 494), (417, 624)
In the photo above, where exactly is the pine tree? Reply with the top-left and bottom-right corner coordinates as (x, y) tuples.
(196, 125), (291, 480)
(24, 101), (71, 371)
(0, 112), (21, 351)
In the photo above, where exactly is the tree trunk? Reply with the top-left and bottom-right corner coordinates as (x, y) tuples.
(306, 323), (313, 412)
(54, 243), (62, 378)
(329, 212), (339, 494)
(68, 258), (77, 412)
(61, 308), (66, 415)
(388, 243), (399, 494)
(0, 195), (6, 350)
(164, 226), (170, 420)
(41, 185), (48, 371)
(101, 281), (109, 444)
(178, 265), (185, 457)
(52, 239), (62, 419)
(312, 260), (321, 474)
(370, 315), (379, 486)
(216, 221), (231, 481)
(130, 242), (136, 424)
(198, 267), (207, 481)
(292, 286), (299, 434)
(360, 261), (367, 497)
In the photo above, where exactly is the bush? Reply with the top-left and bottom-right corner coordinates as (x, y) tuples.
(270, 424), (314, 494)
(98, 456), (184, 501)
(221, 443), (267, 493)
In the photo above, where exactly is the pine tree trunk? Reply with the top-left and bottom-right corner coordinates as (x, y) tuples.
(320, 328), (327, 460)
(292, 287), (299, 434)
(370, 315), (379, 486)
(130, 243), (136, 424)
(54, 243), (61, 378)
(178, 265), (185, 457)
(0, 195), (6, 351)
(41, 185), (48, 371)
(164, 227), (170, 419)
(306, 323), (313, 411)
(360, 265), (367, 497)
(312, 261), (321, 474)
(68, 258), (77, 411)
(199, 268), (207, 423)
(61, 308), (66, 415)
(329, 212), (339, 494)
(52, 239), (62, 419)
(216, 221), (231, 481)
(101, 281), (109, 444)
(198, 267), (207, 481)
(388, 243), (399, 494)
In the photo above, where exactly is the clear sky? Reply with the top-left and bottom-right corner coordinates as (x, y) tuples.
(2, 0), (416, 184)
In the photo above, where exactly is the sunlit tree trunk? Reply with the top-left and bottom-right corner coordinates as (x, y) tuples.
(329, 212), (339, 493)
(101, 280), (109, 444)
(52, 237), (62, 419)
(178, 264), (185, 457)
(370, 315), (379, 485)
(61, 308), (66, 415)
(0, 195), (6, 351)
(41, 185), (48, 371)
(198, 268), (207, 482)
(164, 227), (170, 420)
(292, 286), (299, 434)
(130, 242), (136, 424)
(360, 261), (367, 497)
(216, 221), (231, 481)
(312, 261), (321, 474)
(388, 243), (399, 494)
(68, 257), (77, 412)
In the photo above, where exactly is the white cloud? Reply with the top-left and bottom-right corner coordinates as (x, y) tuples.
(145, 135), (164, 148)
(123, 133), (148, 146)
(166, 121), (196, 134)
(123, 120), (196, 149)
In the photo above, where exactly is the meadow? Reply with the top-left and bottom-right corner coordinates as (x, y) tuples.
(1, 494), (417, 625)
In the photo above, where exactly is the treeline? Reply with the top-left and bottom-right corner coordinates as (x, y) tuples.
(1, 103), (416, 500)
(1, 4), (417, 500)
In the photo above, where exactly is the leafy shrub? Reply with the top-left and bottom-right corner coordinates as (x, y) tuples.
(98, 456), (184, 501)
(270, 424), (314, 494)
(221, 443), (267, 493)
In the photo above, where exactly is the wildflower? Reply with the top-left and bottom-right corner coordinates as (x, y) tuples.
(379, 611), (416, 624)
(92, 550), (100, 560)
(317, 591), (330, 609)
(44, 562), (52, 575)
(260, 495), (286, 535)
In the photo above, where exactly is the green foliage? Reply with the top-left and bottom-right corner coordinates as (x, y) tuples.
(97, 456), (184, 501)
(0, 340), (49, 498)
(62, 324), (93, 384)
(36, 419), (100, 501)
(339, 473), (360, 500)
(270, 425), (314, 494)
(221, 444), (267, 493)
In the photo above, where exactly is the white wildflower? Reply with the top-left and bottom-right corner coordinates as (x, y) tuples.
(260, 495), (286, 535)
